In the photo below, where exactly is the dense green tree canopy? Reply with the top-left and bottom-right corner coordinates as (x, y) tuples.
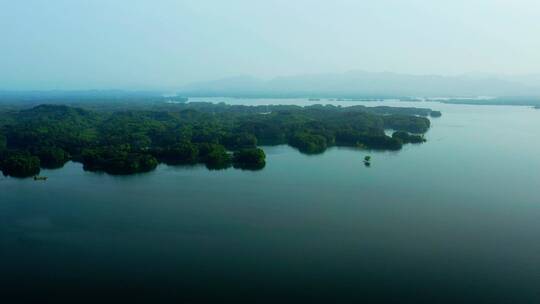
(233, 148), (266, 170)
(392, 131), (426, 144)
(34, 147), (69, 169)
(199, 143), (232, 170)
(289, 132), (328, 154)
(81, 145), (158, 175)
(152, 142), (199, 165)
(1, 152), (40, 178)
(0, 103), (436, 177)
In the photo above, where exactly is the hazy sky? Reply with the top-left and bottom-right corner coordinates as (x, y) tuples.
(1, 0), (540, 90)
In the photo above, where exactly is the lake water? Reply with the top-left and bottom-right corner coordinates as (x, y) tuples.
(1, 99), (540, 303)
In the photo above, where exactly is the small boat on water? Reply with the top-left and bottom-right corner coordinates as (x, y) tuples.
(33, 176), (48, 181)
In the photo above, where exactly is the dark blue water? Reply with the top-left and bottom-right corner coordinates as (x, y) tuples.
(1, 101), (539, 303)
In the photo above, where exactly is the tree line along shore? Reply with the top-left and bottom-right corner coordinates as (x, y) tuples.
(0, 103), (440, 178)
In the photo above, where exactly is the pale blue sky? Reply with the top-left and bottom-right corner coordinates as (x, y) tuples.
(1, 0), (539, 90)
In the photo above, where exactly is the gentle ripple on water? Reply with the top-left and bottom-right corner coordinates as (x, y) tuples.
(1, 99), (540, 303)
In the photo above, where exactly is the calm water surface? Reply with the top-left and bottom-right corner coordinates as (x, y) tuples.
(1, 100), (540, 303)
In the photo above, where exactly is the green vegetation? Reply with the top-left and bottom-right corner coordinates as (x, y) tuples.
(81, 145), (158, 175)
(0, 103), (435, 177)
(430, 111), (442, 117)
(233, 148), (266, 170)
(0, 151), (41, 177)
(363, 155), (372, 167)
(222, 133), (257, 150)
(289, 132), (328, 154)
(392, 131), (426, 144)
(34, 147), (69, 169)
(152, 142), (199, 165)
(382, 115), (430, 134)
(335, 129), (402, 150)
(198, 143), (232, 170)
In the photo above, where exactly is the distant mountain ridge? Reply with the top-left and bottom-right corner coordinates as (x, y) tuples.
(0, 90), (188, 105)
(2, 71), (539, 101)
(179, 71), (540, 98)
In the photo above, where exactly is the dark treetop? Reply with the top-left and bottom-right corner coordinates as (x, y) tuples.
(0, 103), (436, 177)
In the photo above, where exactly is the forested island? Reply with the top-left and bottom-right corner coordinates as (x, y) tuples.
(0, 103), (438, 178)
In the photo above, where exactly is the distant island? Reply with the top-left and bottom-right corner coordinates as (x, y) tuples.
(440, 97), (540, 107)
(0, 103), (438, 178)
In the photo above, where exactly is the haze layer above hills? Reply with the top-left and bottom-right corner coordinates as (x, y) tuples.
(179, 71), (540, 98)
